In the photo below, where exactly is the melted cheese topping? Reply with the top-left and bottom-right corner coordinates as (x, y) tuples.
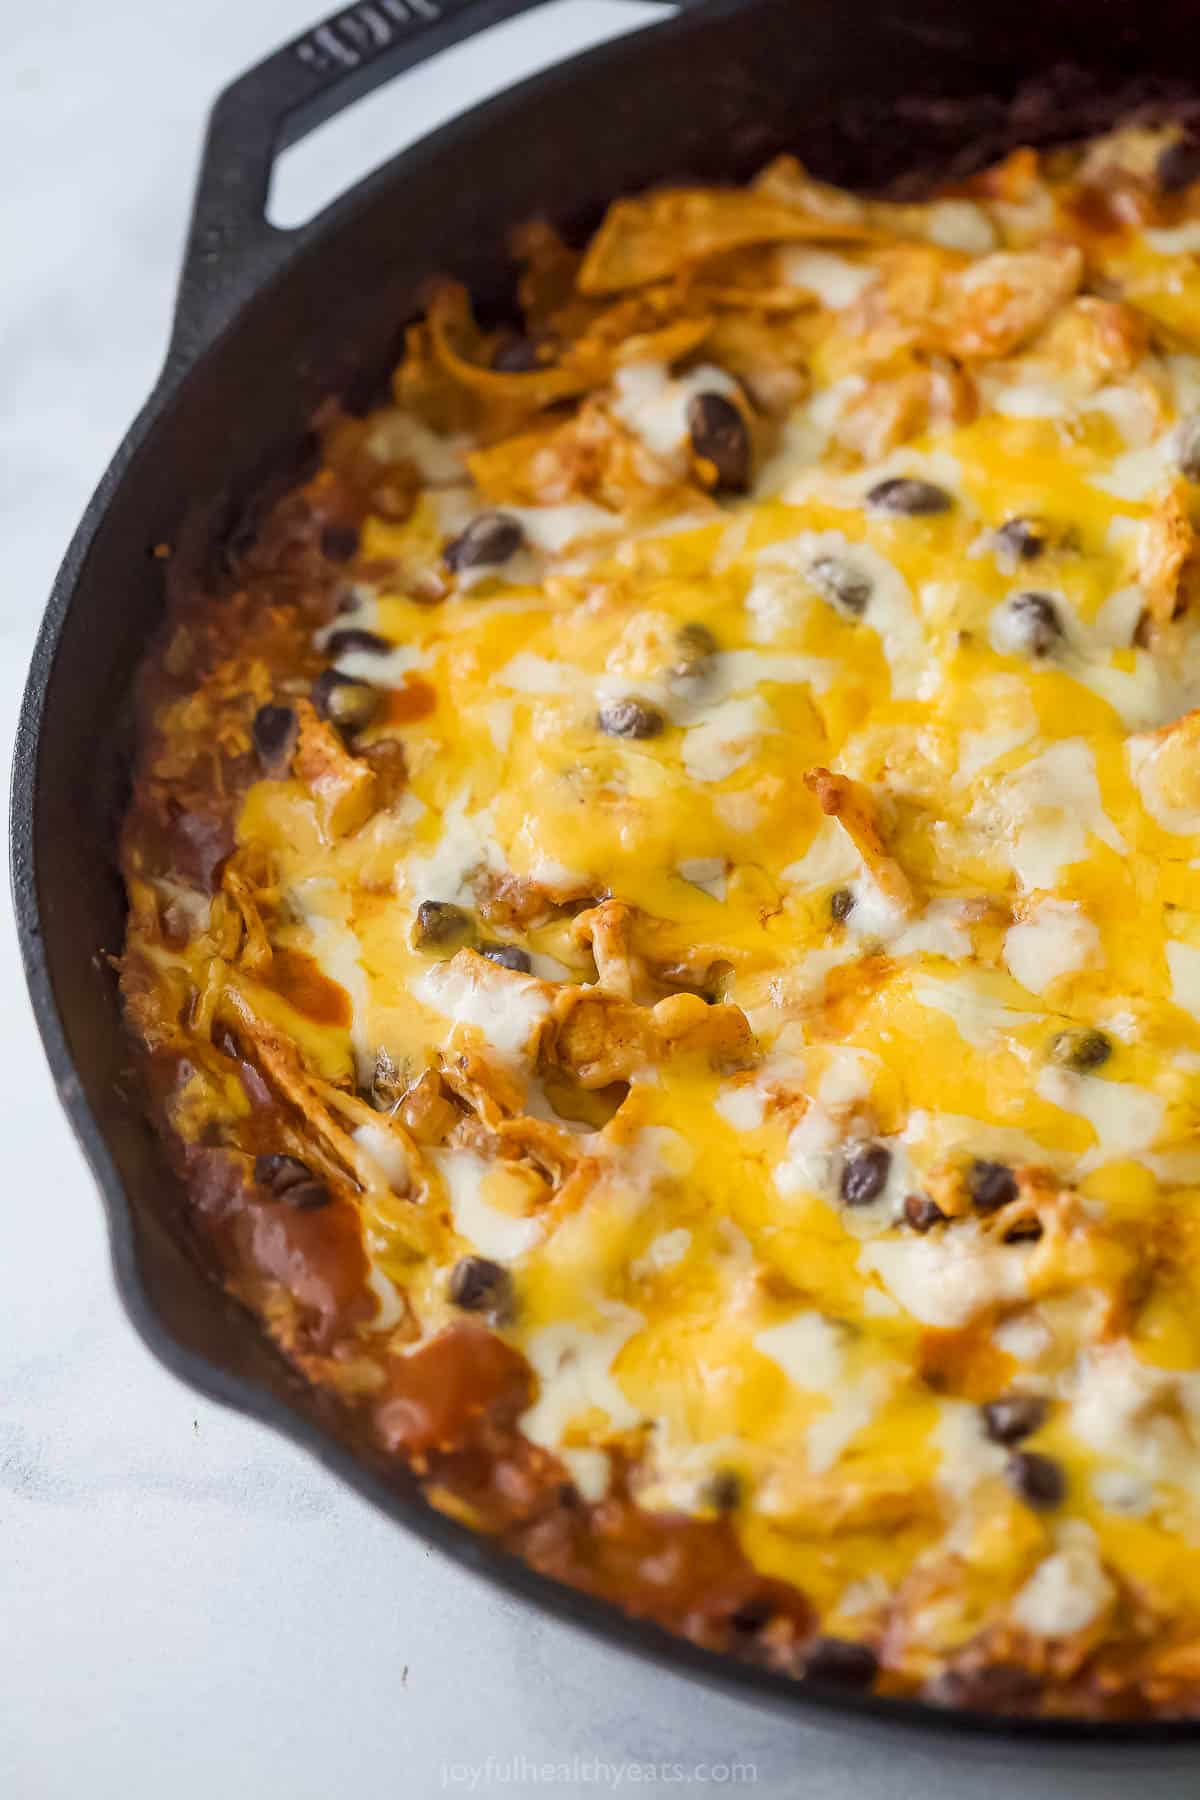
(129, 125), (1200, 1698)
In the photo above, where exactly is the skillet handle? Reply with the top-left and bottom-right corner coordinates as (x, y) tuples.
(169, 0), (676, 364)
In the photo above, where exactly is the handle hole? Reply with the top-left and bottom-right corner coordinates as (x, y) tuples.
(268, 0), (666, 229)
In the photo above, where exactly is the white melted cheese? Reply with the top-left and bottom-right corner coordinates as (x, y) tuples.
(1069, 1342), (1200, 1515)
(934, 1399), (1007, 1502)
(767, 529), (927, 698)
(904, 1108), (1058, 1171)
(951, 675), (1038, 787)
(715, 1082), (768, 1131)
(365, 1265), (407, 1330)
(1069, 648), (1181, 733)
(1012, 1538), (1115, 1638)
(630, 1228), (692, 1279)
(431, 1147), (543, 1262)
(772, 1050), (875, 1203)
(610, 361), (739, 464)
(923, 199), (998, 253)
(806, 1382), (881, 1475)
(853, 896), (972, 961)
(1003, 898), (1102, 995)
(519, 1308), (644, 1450)
(1146, 220), (1200, 253)
(401, 794), (504, 906)
(494, 651), (576, 694)
(682, 695), (775, 782)
(755, 1312), (883, 1474)
(415, 959), (550, 1062)
(780, 816), (862, 889)
(716, 648), (835, 696)
(484, 699), (514, 751)
(751, 376), (866, 499)
(1092, 434), (1176, 500)
(559, 1447), (613, 1502)
(1129, 731), (1200, 835)
(677, 857), (727, 900)
(994, 740), (1125, 890)
(1035, 1067), (1164, 1170)
(353, 1121), (410, 1193)
(859, 1222), (1031, 1328)
(954, 723), (1037, 787)
(294, 901), (373, 1079)
(784, 445), (965, 514)
(335, 640), (425, 687)
(508, 501), (624, 553)
(754, 1310), (845, 1390)
(365, 410), (468, 482)
(1168, 939), (1200, 1020)
(994, 1312), (1053, 1364)
(914, 974), (1037, 1049)
(778, 246), (878, 308)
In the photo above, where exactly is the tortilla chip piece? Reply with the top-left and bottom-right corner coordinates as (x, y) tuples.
(428, 280), (713, 417)
(579, 187), (874, 295)
(1139, 483), (1197, 624)
(938, 245), (1084, 361)
(804, 766), (915, 913)
(428, 281), (584, 408)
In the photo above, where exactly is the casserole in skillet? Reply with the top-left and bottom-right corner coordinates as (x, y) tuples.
(23, 0), (1200, 1737)
(118, 110), (1200, 1716)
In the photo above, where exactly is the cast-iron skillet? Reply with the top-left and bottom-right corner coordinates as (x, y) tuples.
(14, 0), (1200, 1741)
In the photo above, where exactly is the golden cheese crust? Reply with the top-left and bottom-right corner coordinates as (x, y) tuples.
(121, 120), (1200, 1717)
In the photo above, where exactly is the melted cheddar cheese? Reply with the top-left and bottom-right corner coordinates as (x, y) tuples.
(122, 121), (1200, 1714)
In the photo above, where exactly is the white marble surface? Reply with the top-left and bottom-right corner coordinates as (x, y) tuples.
(3, 3), (1199, 1794)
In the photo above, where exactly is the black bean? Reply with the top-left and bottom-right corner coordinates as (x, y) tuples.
(1049, 1027), (1111, 1073)
(597, 697), (664, 740)
(995, 515), (1048, 562)
(982, 1393), (1048, 1445)
(251, 703), (298, 775)
(668, 621), (719, 687)
(804, 1636), (879, 1689)
(1006, 1449), (1066, 1510)
(1004, 591), (1062, 657)
(809, 553), (872, 616)
(413, 900), (472, 951)
(701, 1469), (742, 1513)
(444, 511), (525, 572)
(675, 621), (718, 661)
(925, 1662), (1039, 1713)
(687, 390), (751, 492)
(320, 522), (360, 562)
(325, 627), (391, 658)
(830, 887), (856, 923)
(967, 1159), (1017, 1214)
(255, 1153), (311, 1193)
(370, 1047), (404, 1111)
(255, 1154), (330, 1208)
(1158, 132), (1200, 193)
(729, 1599), (773, 1635)
(492, 336), (543, 372)
(866, 476), (953, 516)
(281, 1180), (332, 1209)
(840, 1144), (891, 1207)
(479, 941), (533, 973)
(904, 1192), (945, 1232)
(312, 669), (379, 732)
(1178, 415), (1200, 482)
(448, 1255), (513, 1319)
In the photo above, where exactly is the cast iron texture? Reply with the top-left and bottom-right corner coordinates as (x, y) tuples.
(14, 0), (1200, 1741)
